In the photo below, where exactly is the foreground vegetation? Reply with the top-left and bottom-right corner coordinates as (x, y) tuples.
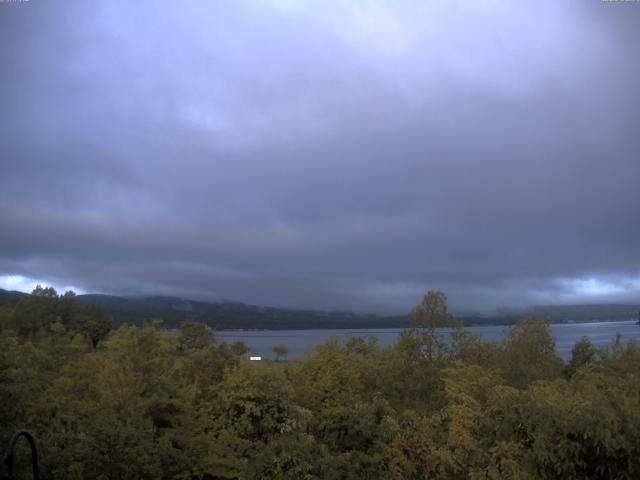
(1, 290), (639, 479)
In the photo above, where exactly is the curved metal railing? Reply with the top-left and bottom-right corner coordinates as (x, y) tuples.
(3, 431), (39, 480)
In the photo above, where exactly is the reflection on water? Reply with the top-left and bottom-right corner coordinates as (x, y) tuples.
(216, 320), (640, 360)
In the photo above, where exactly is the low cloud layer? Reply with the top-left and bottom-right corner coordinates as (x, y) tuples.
(1, 1), (639, 313)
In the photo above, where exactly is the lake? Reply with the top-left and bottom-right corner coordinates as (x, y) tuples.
(216, 320), (640, 360)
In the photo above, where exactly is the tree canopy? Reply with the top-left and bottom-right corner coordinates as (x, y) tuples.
(1, 290), (639, 479)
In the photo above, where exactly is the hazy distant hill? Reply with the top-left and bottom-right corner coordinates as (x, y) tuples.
(73, 294), (638, 329)
(0, 288), (28, 304)
(523, 304), (640, 322)
(1, 288), (638, 329)
(73, 293), (409, 329)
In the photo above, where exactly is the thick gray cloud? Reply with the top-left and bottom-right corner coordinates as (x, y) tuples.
(1, 0), (639, 313)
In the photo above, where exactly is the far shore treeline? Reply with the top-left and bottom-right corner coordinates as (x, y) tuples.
(1, 287), (638, 330)
(1, 288), (640, 479)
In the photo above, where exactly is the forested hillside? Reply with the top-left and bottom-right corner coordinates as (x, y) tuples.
(1, 290), (639, 479)
(74, 293), (408, 330)
(1, 288), (637, 330)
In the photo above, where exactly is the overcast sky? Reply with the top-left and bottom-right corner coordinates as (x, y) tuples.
(1, 0), (639, 314)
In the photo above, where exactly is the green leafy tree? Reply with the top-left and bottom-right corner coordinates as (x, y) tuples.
(7, 295), (59, 337)
(502, 318), (564, 388)
(566, 336), (599, 377)
(451, 328), (502, 368)
(401, 290), (460, 362)
(231, 340), (251, 357)
(273, 344), (289, 361)
(600, 336), (640, 378)
(345, 336), (379, 356)
(3, 289), (640, 480)
(178, 319), (214, 352)
(72, 304), (112, 348)
(32, 284), (58, 297)
(247, 434), (331, 479)
(204, 363), (294, 478)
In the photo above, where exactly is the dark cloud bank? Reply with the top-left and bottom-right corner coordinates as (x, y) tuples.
(1, 1), (639, 314)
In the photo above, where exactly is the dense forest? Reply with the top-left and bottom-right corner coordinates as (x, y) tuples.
(1, 289), (640, 479)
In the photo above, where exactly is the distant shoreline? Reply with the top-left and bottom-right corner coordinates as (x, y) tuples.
(2, 288), (638, 331)
(215, 318), (639, 332)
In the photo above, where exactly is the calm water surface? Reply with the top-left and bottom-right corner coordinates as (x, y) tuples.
(217, 320), (640, 360)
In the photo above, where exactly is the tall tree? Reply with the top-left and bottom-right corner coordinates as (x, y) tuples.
(502, 318), (564, 388)
(401, 290), (459, 362)
(73, 305), (112, 348)
(32, 284), (58, 298)
(273, 344), (289, 361)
